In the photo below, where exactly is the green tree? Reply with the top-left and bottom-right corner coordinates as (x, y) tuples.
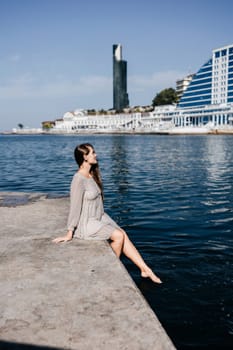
(42, 121), (54, 130)
(152, 88), (178, 106)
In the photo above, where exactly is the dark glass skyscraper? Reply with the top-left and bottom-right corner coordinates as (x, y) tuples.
(113, 44), (129, 110)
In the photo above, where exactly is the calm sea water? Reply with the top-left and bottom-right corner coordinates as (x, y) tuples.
(0, 134), (233, 349)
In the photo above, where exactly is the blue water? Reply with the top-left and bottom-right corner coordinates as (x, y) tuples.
(1, 134), (233, 349)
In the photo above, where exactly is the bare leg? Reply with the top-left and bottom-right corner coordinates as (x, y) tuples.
(110, 229), (124, 257)
(110, 229), (162, 284)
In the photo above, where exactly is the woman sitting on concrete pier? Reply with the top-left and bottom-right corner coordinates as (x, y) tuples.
(53, 143), (162, 284)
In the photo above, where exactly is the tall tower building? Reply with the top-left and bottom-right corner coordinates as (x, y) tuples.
(178, 44), (233, 108)
(113, 44), (129, 111)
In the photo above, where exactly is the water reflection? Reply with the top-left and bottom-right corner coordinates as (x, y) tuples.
(109, 136), (130, 194)
(1, 134), (233, 349)
(204, 136), (233, 183)
(99, 136), (131, 226)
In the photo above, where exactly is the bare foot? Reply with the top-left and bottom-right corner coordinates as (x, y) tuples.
(141, 269), (162, 284)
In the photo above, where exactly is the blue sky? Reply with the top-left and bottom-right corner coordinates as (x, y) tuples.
(0, 0), (233, 131)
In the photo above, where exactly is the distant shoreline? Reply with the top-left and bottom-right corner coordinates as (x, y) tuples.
(2, 129), (233, 135)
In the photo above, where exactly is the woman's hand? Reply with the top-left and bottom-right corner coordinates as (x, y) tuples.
(52, 230), (73, 243)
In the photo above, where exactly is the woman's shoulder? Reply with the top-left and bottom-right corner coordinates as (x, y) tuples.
(72, 171), (93, 184)
(72, 172), (86, 185)
(73, 172), (81, 179)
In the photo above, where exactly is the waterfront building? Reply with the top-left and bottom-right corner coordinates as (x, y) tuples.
(113, 44), (129, 111)
(43, 102), (233, 135)
(176, 74), (194, 101)
(37, 43), (233, 135)
(51, 109), (141, 133)
(178, 44), (233, 108)
(149, 103), (233, 132)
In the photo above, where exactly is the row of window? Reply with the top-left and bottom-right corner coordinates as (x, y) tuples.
(196, 72), (212, 79)
(182, 83), (211, 94)
(183, 88), (211, 97)
(195, 63), (211, 76)
(214, 57), (227, 65)
(180, 67), (212, 102)
(215, 67), (228, 73)
(213, 69), (227, 75)
(180, 94), (211, 103)
(180, 95), (211, 103)
(182, 86), (233, 105)
(179, 47), (233, 108)
(198, 66), (212, 74)
(180, 93), (231, 106)
(213, 87), (227, 92)
(179, 100), (211, 108)
(213, 75), (226, 81)
(215, 47), (233, 58)
(180, 94), (211, 102)
(213, 93), (227, 98)
(212, 99), (227, 104)
(189, 78), (212, 86)
(214, 57), (233, 65)
(181, 107), (233, 114)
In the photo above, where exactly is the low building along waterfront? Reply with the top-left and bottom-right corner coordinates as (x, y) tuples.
(39, 43), (233, 135)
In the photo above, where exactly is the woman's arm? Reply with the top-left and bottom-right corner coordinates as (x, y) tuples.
(67, 174), (85, 231)
(53, 174), (84, 243)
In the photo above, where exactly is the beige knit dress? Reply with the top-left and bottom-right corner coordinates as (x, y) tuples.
(67, 172), (120, 240)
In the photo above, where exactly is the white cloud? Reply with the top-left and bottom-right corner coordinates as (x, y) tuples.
(0, 74), (112, 99)
(127, 70), (189, 105)
(0, 70), (191, 130)
(129, 70), (188, 93)
(0, 71), (187, 108)
(0, 70), (188, 102)
(8, 54), (21, 62)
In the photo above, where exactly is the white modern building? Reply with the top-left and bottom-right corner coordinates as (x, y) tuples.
(46, 44), (233, 134)
(52, 109), (142, 133)
(178, 43), (233, 108)
(48, 102), (233, 134)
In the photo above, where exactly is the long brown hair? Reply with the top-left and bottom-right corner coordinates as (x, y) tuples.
(74, 143), (103, 199)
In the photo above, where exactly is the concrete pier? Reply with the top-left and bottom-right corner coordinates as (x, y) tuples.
(0, 193), (175, 350)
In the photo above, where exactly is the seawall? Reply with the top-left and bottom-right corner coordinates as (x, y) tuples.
(0, 192), (175, 350)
